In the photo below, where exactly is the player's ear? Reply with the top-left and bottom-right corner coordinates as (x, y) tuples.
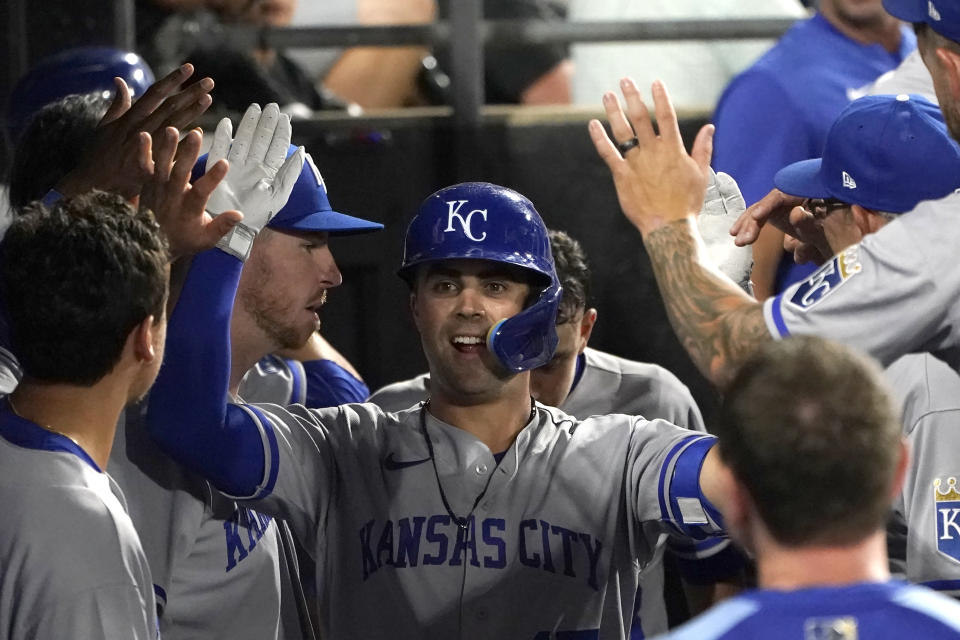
(935, 47), (960, 101)
(131, 315), (158, 364)
(578, 308), (598, 354)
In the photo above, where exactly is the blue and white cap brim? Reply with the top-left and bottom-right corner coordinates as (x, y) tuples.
(773, 158), (830, 200)
(270, 209), (383, 234)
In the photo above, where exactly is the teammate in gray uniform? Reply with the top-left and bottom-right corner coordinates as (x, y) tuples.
(370, 228), (742, 633)
(768, 93), (960, 596)
(0, 192), (168, 639)
(585, 0), (960, 392)
(111, 103), (380, 640)
(145, 179), (730, 638)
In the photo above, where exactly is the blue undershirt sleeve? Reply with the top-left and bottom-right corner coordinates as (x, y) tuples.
(712, 70), (814, 206)
(146, 249), (266, 496)
(302, 359), (369, 407)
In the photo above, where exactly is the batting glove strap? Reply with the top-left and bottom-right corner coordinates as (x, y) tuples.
(216, 222), (258, 262)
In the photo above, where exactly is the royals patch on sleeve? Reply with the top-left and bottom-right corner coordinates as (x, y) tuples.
(787, 245), (862, 310)
(935, 477), (960, 564)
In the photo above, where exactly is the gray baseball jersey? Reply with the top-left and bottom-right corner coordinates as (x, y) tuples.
(763, 191), (960, 370)
(885, 353), (960, 597)
(0, 406), (157, 639)
(240, 355), (309, 405)
(108, 401), (304, 640)
(368, 347), (722, 635)
(229, 400), (722, 639)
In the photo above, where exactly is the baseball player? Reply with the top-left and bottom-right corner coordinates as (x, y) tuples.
(109, 104), (381, 640)
(0, 58), (215, 396)
(369, 228), (742, 634)
(144, 179), (729, 638)
(768, 93), (960, 597)
(658, 336), (960, 639)
(587, 25), (960, 392)
(0, 192), (168, 639)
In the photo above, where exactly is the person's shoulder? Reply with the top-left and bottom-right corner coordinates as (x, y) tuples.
(659, 593), (761, 639)
(367, 373), (430, 413)
(579, 348), (697, 410)
(886, 353), (960, 431)
(584, 347), (685, 385)
(889, 583), (960, 634)
(0, 471), (138, 579)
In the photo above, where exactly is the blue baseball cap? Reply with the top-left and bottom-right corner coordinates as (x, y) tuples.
(192, 145), (383, 234)
(883, 0), (960, 42)
(774, 94), (960, 213)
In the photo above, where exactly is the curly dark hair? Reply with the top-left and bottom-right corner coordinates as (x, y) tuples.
(0, 191), (169, 385)
(548, 229), (590, 325)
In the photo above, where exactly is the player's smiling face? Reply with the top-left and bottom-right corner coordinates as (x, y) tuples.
(236, 228), (342, 350)
(411, 259), (531, 398)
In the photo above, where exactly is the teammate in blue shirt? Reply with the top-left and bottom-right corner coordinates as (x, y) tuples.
(712, 0), (914, 298)
(656, 336), (960, 640)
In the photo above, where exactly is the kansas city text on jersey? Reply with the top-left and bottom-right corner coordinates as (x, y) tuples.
(359, 514), (604, 590)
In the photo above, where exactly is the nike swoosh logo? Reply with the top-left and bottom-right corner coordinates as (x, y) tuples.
(383, 452), (431, 471)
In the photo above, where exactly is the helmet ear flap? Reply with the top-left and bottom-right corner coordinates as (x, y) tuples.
(486, 279), (562, 373)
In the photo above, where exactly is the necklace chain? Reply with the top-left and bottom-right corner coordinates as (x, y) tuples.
(418, 399), (535, 531)
(8, 397), (81, 447)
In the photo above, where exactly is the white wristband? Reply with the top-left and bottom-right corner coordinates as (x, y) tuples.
(216, 223), (258, 261)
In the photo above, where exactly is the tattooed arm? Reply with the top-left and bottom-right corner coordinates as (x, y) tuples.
(588, 78), (773, 388)
(644, 218), (770, 387)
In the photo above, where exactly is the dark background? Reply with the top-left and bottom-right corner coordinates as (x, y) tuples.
(2, 5), (721, 426)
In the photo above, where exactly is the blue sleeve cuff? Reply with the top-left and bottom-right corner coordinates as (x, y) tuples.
(658, 436), (725, 539)
(302, 359), (369, 408)
(769, 293), (791, 338)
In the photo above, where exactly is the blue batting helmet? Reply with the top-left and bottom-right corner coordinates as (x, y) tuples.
(399, 182), (562, 373)
(6, 47), (155, 142)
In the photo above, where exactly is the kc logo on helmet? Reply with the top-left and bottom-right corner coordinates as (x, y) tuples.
(444, 200), (488, 242)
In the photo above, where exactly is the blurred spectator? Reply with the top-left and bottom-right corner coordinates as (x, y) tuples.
(435, 0), (572, 105)
(136, 0), (355, 115)
(711, 0), (914, 300)
(570, 0), (806, 111)
(292, 0), (438, 109)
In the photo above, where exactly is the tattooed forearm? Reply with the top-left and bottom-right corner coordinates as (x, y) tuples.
(644, 218), (771, 388)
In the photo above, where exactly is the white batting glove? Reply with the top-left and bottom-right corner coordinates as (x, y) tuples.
(697, 169), (754, 295)
(207, 103), (305, 260)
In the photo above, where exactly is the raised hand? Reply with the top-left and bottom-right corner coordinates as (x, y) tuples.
(698, 170), (754, 293)
(205, 103), (303, 232)
(588, 78), (714, 236)
(139, 127), (242, 259)
(56, 63), (214, 202)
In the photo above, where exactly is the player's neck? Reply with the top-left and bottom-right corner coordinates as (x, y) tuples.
(428, 378), (534, 453)
(820, 6), (903, 53)
(9, 379), (127, 470)
(756, 529), (890, 590)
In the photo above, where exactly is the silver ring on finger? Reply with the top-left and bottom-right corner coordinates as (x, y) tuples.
(616, 137), (640, 156)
